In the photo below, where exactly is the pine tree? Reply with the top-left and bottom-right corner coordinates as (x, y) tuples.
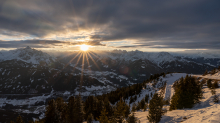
(170, 75), (203, 110)
(132, 103), (137, 112)
(213, 94), (219, 103)
(207, 79), (212, 89)
(147, 93), (163, 123)
(145, 94), (149, 103)
(114, 98), (130, 122)
(212, 81), (219, 89)
(97, 108), (109, 123)
(75, 94), (84, 123)
(87, 113), (94, 123)
(127, 113), (137, 123)
(67, 96), (76, 122)
(55, 97), (68, 122)
(45, 99), (60, 123)
(140, 99), (146, 109)
(16, 115), (24, 123)
(203, 69), (208, 76)
(143, 103), (148, 111)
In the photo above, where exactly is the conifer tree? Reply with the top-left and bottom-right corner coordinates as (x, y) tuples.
(104, 97), (113, 118)
(213, 94), (219, 103)
(207, 79), (212, 89)
(212, 81), (219, 89)
(87, 113), (94, 123)
(16, 115), (24, 123)
(114, 98), (130, 122)
(45, 99), (60, 123)
(97, 108), (109, 123)
(140, 98), (146, 109)
(55, 97), (68, 122)
(75, 94), (84, 123)
(132, 103), (137, 112)
(170, 75), (203, 110)
(147, 93), (163, 123)
(67, 96), (76, 122)
(127, 113), (137, 123)
(143, 103), (148, 111)
(145, 94), (149, 103)
(203, 69), (208, 76)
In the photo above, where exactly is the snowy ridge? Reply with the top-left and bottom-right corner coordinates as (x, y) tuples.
(171, 51), (220, 59)
(0, 46), (56, 64)
(99, 50), (184, 66)
(125, 73), (187, 106)
(133, 72), (220, 123)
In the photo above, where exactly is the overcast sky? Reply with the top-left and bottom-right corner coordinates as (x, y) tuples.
(0, 0), (219, 52)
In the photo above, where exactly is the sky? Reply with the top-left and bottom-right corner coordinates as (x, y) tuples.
(0, 0), (220, 52)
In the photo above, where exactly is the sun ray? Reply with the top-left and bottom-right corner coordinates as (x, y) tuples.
(85, 53), (92, 74)
(62, 52), (81, 71)
(88, 51), (101, 61)
(79, 53), (85, 93)
(87, 52), (101, 71)
(72, 52), (83, 72)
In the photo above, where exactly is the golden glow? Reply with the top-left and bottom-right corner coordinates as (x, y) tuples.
(80, 44), (89, 51)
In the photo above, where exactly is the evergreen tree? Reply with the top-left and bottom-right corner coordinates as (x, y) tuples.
(114, 98), (130, 123)
(75, 94), (84, 123)
(132, 103), (137, 112)
(140, 99), (146, 109)
(143, 103), (148, 111)
(87, 113), (94, 123)
(104, 97), (113, 118)
(67, 96), (76, 122)
(45, 99), (60, 123)
(145, 94), (149, 103)
(55, 97), (68, 122)
(203, 69), (208, 76)
(213, 94), (219, 103)
(207, 79), (212, 89)
(16, 115), (24, 123)
(127, 113), (137, 123)
(147, 93), (163, 123)
(170, 75), (203, 110)
(212, 81), (219, 89)
(129, 96), (134, 104)
(97, 108), (109, 123)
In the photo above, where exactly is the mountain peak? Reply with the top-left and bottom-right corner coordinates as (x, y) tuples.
(25, 46), (31, 49)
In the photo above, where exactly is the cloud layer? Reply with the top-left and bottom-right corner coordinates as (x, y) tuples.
(0, 0), (219, 50)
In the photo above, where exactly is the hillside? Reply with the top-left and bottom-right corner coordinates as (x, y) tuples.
(134, 69), (220, 123)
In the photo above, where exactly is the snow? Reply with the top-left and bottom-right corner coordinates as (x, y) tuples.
(194, 71), (220, 80)
(0, 46), (56, 65)
(134, 73), (220, 123)
(99, 50), (184, 66)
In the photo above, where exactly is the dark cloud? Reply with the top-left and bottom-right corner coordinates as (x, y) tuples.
(0, 0), (220, 49)
(0, 40), (104, 48)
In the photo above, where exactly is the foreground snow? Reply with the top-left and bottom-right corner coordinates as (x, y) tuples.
(135, 74), (220, 123)
(194, 71), (220, 80)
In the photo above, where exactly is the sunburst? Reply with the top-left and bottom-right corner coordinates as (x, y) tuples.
(80, 44), (89, 51)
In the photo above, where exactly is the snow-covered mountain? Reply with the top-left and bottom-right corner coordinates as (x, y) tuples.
(0, 46), (56, 65)
(0, 46), (219, 122)
(99, 50), (178, 66)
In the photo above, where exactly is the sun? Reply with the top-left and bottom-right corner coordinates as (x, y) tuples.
(80, 44), (89, 51)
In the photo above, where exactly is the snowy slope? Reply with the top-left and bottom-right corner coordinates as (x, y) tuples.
(0, 46), (56, 64)
(195, 71), (220, 80)
(134, 73), (220, 123)
(132, 73), (186, 104)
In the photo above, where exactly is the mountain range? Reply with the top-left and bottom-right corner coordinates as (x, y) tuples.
(0, 47), (219, 96)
